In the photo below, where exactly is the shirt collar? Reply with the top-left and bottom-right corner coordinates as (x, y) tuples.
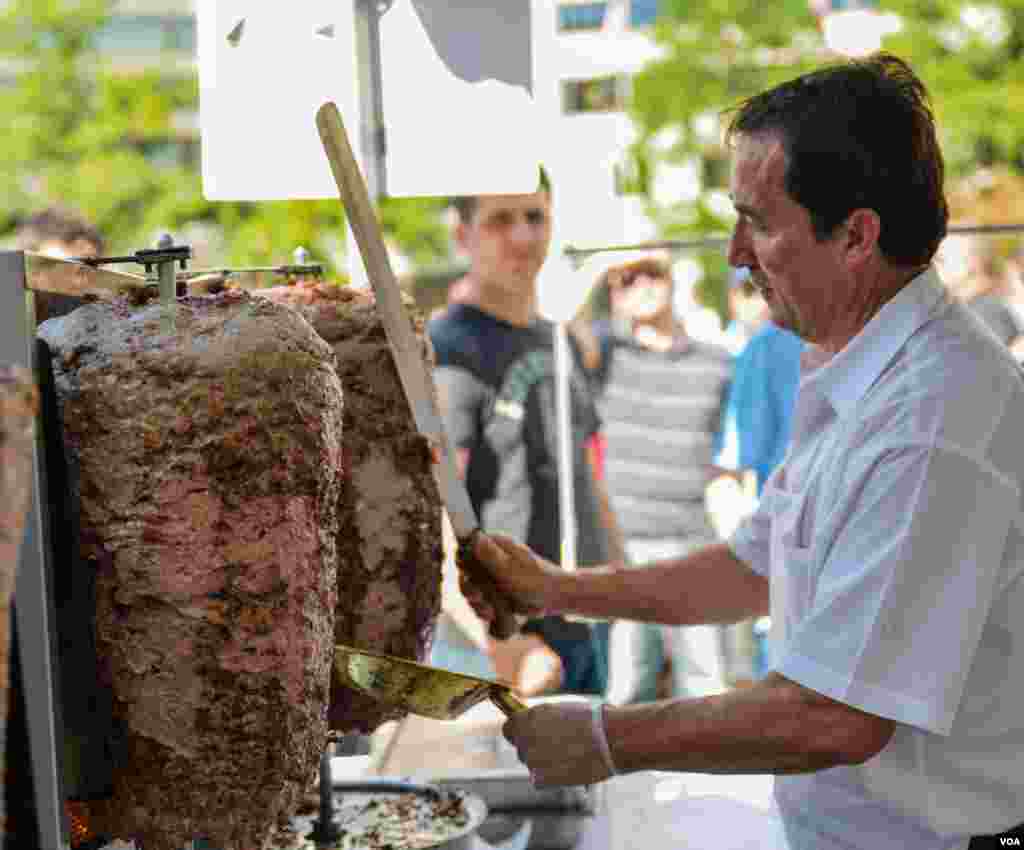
(801, 266), (949, 419)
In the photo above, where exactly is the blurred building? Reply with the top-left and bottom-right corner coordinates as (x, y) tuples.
(548, 1), (674, 252)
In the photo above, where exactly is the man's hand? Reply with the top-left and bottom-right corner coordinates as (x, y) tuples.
(459, 533), (558, 625)
(503, 700), (617, 787)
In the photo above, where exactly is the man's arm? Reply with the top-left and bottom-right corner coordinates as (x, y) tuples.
(471, 536), (769, 628)
(604, 672), (896, 775)
(506, 670), (898, 786)
(553, 542), (768, 625)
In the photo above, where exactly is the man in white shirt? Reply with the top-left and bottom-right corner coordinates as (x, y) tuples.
(458, 52), (1024, 850)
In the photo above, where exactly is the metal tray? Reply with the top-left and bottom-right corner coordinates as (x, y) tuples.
(270, 786), (497, 850)
(421, 769), (597, 814)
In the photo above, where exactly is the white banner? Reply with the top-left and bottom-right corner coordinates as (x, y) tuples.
(197, 0), (359, 200)
(197, 0), (548, 200)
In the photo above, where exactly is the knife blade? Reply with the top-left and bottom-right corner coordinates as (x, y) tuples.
(316, 101), (517, 640)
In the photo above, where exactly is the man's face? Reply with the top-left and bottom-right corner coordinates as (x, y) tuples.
(610, 272), (673, 323)
(727, 133), (848, 344)
(456, 192), (552, 296)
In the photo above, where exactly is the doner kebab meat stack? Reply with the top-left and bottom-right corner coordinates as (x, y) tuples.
(36, 283), (443, 850)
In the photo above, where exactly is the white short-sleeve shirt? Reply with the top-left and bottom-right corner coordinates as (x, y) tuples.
(730, 267), (1024, 850)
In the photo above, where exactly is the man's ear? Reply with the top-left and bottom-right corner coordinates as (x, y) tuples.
(842, 208), (882, 267)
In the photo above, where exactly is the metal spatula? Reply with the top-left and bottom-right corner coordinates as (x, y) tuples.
(335, 644), (527, 720)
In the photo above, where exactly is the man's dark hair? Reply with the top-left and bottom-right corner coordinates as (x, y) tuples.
(16, 206), (105, 255)
(725, 52), (948, 267)
(450, 166), (553, 225)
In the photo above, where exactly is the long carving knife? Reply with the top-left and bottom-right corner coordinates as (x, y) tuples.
(316, 101), (517, 640)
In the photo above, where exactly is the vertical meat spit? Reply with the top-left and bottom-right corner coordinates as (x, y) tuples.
(1, 245), (327, 849)
(1, 248), (153, 850)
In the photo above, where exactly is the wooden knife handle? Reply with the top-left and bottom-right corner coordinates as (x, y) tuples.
(457, 530), (518, 640)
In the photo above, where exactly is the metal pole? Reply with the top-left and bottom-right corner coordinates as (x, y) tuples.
(308, 742), (341, 846)
(347, 0), (391, 290)
(0, 251), (70, 850)
(353, 0), (388, 201)
(563, 222), (1024, 261)
(554, 321), (577, 572)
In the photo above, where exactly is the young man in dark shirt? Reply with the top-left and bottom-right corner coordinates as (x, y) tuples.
(429, 180), (626, 696)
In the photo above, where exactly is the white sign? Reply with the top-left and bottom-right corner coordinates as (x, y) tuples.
(197, 1), (546, 200)
(196, 0), (360, 200)
(382, 1), (543, 196)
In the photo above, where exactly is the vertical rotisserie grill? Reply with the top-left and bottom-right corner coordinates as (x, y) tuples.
(1, 250), (445, 850)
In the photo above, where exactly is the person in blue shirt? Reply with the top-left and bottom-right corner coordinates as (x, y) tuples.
(713, 317), (804, 681)
(718, 321), (804, 495)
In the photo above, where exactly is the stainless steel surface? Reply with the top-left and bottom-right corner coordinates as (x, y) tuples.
(285, 786), (492, 850)
(424, 770), (597, 814)
(482, 811), (585, 850)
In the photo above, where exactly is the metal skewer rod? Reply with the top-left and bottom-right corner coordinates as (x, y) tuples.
(309, 743), (341, 846)
(176, 264), (324, 279)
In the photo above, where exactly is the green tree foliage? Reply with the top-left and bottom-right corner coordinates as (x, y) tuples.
(628, 0), (1023, 319)
(0, 0), (448, 275)
(883, 0), (1024, 178)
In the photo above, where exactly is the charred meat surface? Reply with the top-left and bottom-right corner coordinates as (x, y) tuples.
(38, 293), (344, 850)
(258, 280), (444, 735)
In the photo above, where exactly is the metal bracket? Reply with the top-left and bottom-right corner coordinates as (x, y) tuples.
(79, 244), (192, 275)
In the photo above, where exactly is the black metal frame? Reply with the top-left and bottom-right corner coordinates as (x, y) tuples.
(1, 250), (70, 849)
